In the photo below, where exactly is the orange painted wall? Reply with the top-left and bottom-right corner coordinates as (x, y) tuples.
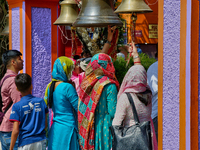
(179, 0), (187, 148)
(158, 0), (163, 148)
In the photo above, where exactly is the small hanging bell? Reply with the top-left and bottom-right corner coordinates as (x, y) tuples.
(54, 0), (79, 26)
(115, 0), (153, 14)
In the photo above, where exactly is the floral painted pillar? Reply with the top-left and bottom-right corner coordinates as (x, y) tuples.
(6, 0), (59, 98)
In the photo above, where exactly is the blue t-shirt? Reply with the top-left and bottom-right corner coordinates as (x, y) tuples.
(10, 94), (48, 147)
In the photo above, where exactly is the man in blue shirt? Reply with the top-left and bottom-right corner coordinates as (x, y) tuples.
(147, 52), (158, 141)
(9, 73), (48, 150)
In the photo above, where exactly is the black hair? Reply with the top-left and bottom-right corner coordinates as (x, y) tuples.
(15, 73), (32, 93)
(2, 50), (22, 66)
(81, 49), (92, 57)
(48, 81), (56, 108)
(0, 50), (22, 79)
(73, 55), (80, 60)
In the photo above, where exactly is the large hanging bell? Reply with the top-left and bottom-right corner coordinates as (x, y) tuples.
(73, 0), (123, 27)
(0, 14), (9, 36)
(115, 0), (153, 14)
(54, 0), (79, 26)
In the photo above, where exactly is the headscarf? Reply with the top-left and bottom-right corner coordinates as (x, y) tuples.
(44, 56), (74, 105)
(118, 65), (147, 99)
(78, 53), (119, 150)
(44, 56), (74, 127)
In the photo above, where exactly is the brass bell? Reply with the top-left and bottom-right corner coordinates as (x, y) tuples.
(54, 0), (79, 26)
(0, 14), (9, 36)
(73, 0), (123, 27)
(115, 0), (153, 14)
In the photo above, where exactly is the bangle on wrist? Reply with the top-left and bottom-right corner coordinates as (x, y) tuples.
(133, 55), (139, 59)
(134, 61), (141, 63)
(106, 40), (111, 45)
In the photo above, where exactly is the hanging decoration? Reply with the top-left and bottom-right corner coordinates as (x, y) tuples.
(76, 27), (120, 58)
(58, 25), (72, 45)
(71, 27), (78, 56)
(76, 27), (102, 56)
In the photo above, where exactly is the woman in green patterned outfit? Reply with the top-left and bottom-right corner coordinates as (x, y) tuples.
(78, 53), (119, 150)
(95, 83), (118, 150)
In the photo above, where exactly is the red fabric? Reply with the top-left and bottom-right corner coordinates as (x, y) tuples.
(107, 29), (119, 59)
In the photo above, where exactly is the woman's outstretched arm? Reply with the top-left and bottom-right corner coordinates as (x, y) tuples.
(128, 42), (141, 65)
(101, 26), (116, 54)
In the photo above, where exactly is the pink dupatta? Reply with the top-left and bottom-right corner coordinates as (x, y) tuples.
(118, 65), (158, 150)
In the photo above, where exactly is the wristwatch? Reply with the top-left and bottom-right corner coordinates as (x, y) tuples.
(133, 55), (139, 59)
(106, 40), (111, 45)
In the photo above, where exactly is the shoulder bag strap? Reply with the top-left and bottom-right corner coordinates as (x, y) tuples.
(0, 75), (16, 87)
(1, 75), (15, 113)
(125, 92), (140, 123)
(4, 101), (13, 114)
